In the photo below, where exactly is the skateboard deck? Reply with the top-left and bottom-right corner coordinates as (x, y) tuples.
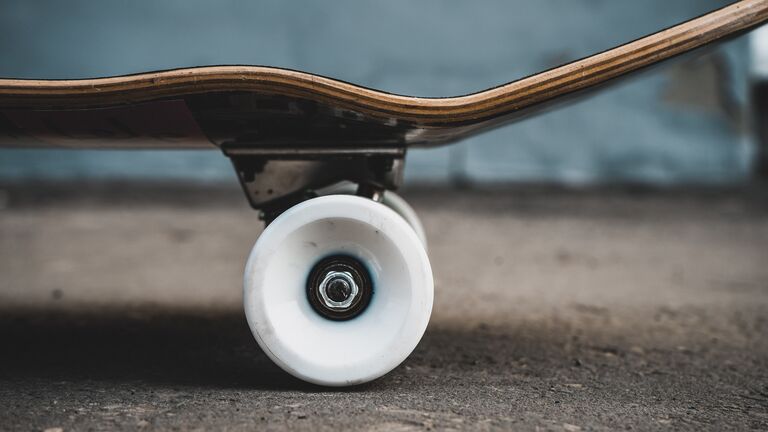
(0, 0), (766, 154)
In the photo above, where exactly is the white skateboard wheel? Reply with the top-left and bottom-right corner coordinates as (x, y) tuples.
(243, 195), (433, 386)
(380, 191), (428, 251)
(319, 183), (428, 249)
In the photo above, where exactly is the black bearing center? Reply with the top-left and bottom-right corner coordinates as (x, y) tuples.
(307, 255), (373, 321)
(326, 278), (352, 302)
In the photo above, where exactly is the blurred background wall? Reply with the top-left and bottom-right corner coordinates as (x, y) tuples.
(0, 0), (760, 186)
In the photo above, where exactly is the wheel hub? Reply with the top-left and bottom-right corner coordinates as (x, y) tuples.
(307, 255), (373, 320)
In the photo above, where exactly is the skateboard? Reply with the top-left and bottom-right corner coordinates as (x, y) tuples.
(1, 0), (766, 386)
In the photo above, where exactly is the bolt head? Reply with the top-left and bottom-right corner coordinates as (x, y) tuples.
(318, 271), (359, 310)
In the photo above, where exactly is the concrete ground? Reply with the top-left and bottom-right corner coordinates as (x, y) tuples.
(0, 184), (767, 431)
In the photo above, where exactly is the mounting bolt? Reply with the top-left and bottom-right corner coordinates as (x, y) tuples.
(306, 255), (373, 320)
(318, 271), (359, 310)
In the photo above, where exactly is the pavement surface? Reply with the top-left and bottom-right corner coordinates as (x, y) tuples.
(0, 184), (767, 431)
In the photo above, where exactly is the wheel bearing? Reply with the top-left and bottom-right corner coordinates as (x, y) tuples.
(307, 255), (373, 320)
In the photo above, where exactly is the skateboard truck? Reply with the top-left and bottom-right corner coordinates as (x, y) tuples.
(223, 144), (405, 223)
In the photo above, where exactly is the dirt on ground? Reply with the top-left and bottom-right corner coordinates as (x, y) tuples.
(0, 184), (767, 431)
